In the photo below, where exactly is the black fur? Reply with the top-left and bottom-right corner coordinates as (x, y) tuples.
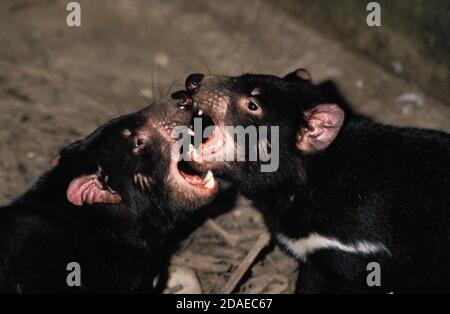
(0, 99), (209, 293)
(187, 71), (450, 293)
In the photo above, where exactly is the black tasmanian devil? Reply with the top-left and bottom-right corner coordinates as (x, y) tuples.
(182, 70), (450, 293)
(0, 93), (218, 293)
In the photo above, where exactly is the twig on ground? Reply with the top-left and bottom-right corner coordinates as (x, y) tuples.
(206, 219), (241, 247)
(221, 232), (271, 294)
(173, 252), (231, 273)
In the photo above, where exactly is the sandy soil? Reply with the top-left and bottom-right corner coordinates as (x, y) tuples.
(0, 0), (449, 293)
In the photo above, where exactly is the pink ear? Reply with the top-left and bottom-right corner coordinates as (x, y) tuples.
(67, 174), (121, 206)
(297, 104), (344, 152)
(284, 68), (313, 82)
(294, 69), (312, 81)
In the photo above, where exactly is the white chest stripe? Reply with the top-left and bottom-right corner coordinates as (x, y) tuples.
(276, 233), (390, 261)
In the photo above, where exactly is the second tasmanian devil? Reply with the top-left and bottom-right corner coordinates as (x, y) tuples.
(182, 70), (450, 293)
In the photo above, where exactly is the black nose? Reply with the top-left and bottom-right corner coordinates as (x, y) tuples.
(171, 90), (193, 110)
(185, 73), (204, 93)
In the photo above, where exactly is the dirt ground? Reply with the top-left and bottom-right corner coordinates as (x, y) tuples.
(0, 0), (449, 293)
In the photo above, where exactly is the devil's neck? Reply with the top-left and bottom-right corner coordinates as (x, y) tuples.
(239, 158), (305, 204)
(245, 121), (357, 234)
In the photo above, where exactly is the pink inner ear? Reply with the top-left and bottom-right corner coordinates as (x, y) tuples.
(67, 174), (121, 206)
(295, 69), (312, 81)
(297, 104), (344, 152)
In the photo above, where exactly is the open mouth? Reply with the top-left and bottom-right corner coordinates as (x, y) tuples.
(170, 109), (223, 195)
(186, 110), (226, 162)
(176, 160), (217, 192)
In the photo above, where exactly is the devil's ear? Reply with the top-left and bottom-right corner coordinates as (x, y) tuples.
(296, 104), (344, 153)
(283, 68), (312, 82)
(67, 172), (121, 206)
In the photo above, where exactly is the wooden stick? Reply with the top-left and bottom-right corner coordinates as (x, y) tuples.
(206, 219), (241, 247)
(221, 232), (271, 294)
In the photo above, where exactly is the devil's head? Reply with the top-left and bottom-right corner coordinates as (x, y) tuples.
(53, 95), (218, 214)
(182, 70), (345, 196)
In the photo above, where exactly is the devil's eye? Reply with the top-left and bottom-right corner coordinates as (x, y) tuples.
(247, 101), (259, 111)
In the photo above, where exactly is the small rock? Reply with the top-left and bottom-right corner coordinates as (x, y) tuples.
(395, 93), (425, 107)
(391, 61), (403, 74)
(164, 266), (202, 294)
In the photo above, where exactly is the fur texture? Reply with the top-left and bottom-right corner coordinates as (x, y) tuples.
(186, 70), (450, 293)
(0, 98), (214, 293)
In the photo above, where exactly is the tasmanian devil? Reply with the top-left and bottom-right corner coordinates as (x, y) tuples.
(183, 70), (450, 293)
(0, 93), (218, 293)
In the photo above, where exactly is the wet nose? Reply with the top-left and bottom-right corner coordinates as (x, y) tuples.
(185, 73), (204, 94)
(171, 90), (193, 110)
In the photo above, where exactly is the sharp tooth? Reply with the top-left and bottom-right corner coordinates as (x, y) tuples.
(203, 170), (213, 182)
(189, 144), (195, 151)
(198, 110), (203, 116)
(188, 129), (195, 136)
(204, 176), (215, 189)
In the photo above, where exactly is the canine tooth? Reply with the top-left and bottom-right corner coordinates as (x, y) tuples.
(188, 129), (195, 136)
(203, 170), (213, 182)
(198, 110), (203, 116)
(204, 176), (215, 189)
